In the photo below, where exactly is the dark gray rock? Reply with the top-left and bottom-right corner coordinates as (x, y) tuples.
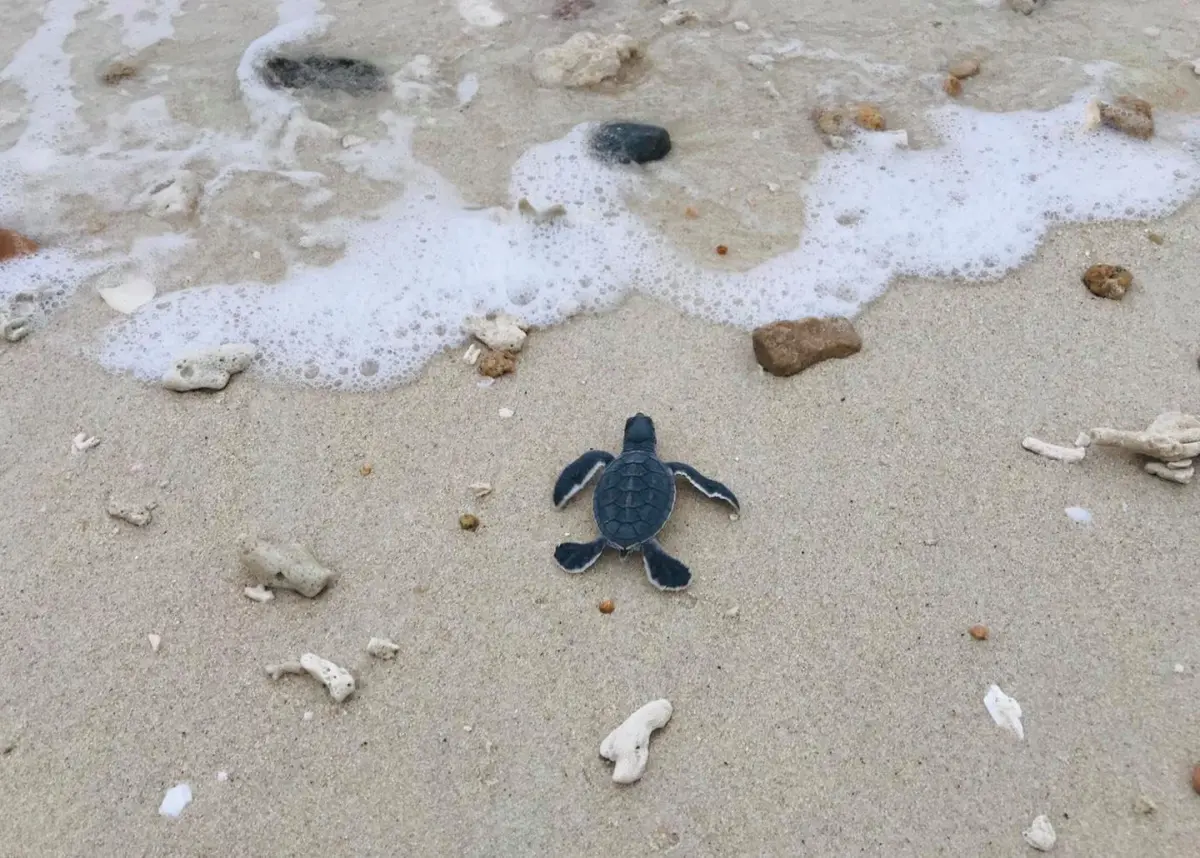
(262, 55), (388, 94)
(589, 122), (671, 165)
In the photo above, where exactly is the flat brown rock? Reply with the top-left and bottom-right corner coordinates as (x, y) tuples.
(752, 317), (862, 377)
(1082, 264), (1132, 300)
(0, 229), (38, 262)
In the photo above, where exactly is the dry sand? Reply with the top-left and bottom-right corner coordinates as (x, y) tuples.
(4, 0), (1200, 855)
(3, 212), (1200, 855)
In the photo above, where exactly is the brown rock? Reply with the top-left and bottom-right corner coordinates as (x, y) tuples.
(943, 75), (963, 97)
(100, 60), (138, 85)
(854, 104), (886, 131)
(598, 598), (615, 614)
(1082, 264), (1133, 300)
(459, 513), (480, 531)
(751, 317), (862, 377)
(1192, 763), (1200, 795)
(479, 349), (517, 377)
(968, 624), (989, 641)
(1098, 96), (1154, 140)
(948, 58), (981, 79)
(0, 229), (38, 262)
(812, 107), (849, 138)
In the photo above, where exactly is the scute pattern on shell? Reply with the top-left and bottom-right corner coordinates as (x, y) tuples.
(593, 451), (676, 547)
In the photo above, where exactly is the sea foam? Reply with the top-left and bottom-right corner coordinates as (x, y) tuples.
(2, 0), (1199, 389)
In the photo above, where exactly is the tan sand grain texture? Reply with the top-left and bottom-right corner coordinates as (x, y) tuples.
(3, 213), (1200, 855)
(4, 0), (1200, 854)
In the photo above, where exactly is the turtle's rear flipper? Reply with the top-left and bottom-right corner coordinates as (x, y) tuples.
(666, 462), (740, 512)
(642, 539), (691, 591)
(554, 538), (607, 573)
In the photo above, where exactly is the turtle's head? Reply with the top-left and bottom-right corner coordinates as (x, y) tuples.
(622, 413), (657, 452)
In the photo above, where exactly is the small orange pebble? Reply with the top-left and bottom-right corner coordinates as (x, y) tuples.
(684, 206), (699, 219)
(716, 244), (728, 256)
(968, 624), (989, 641)
(1192, 763), (1200, 795)
(360, 464), (373, 476)
(598, 599), (615, 614)
(853, 103), (886, 131)
(943, 75), (963, 97)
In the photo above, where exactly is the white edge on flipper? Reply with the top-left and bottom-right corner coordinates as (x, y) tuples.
(599, 699), (673, 784)
(671, 465), (739, 510)
(641, 544), (689, 592)
(554, 460), (608, 509)
(555, 541), (606, 574)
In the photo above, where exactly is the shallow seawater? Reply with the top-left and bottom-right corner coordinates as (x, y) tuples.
(1, 0), (1199, 389)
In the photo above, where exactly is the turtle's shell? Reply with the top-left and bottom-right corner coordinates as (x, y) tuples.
(593, 451), (676, 548)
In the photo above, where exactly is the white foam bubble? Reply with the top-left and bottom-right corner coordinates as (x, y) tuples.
(96, 91), (1200, 389)
(100, 0), (184, 52)
(4, 0), (1200, 391)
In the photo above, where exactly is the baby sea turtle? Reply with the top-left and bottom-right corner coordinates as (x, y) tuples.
(552, 413), (740, 590)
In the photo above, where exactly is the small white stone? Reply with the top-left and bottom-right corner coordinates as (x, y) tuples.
(729, 513), (739, 521)
(243, 585), (274, 603)
(725, 606), (740, 617)
(98, 277), (156, 314)
(72, 433), (100, 453)
(463, 343), (482, 364)
(464, 313), (527, 352)
(746, 54), (774, 71)
(733, 20), (750, 32)
(216, 771), (229, 782)
(367, 637), (400, 660)
(659, 8), (698, 25)
(148, 633), (161, 653)
(1142, 26), (1161, 38)
(341, 134), (366, 148)
(470, 482), (493, 497)
(1065, 506), (1092, 525)
(1191, 59), (1200, 76)
(302, 711), (313, 721)
(1023, 815), (1057, 851)
(498, 407), (514, 419)
(983, 684), (1024, 739)
(158, 783), (192, 818)
(1074, 431), (1092, 448)
(1173, 663), (1186, 673)
(456, 74), (479, 107)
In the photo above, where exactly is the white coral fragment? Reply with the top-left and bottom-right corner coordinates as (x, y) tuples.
(983, 684), (1024, 739)
(599, 699), (672, 784)
(532, 32), (640, 88)
(266, 654), (355, 703)
(464, 313), (527, 352)
(367, 637), (400, 660)
(162, 344), (257, 391)
(1022, 436), (1085, 463)
(238, 536), (335, 598)
(72, 433), (100, 453)
(1023, 814), (1057, 851)
(1088, 412), (1200, 462)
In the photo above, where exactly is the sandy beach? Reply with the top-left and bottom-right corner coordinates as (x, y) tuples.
(3, 0), (1200, 855)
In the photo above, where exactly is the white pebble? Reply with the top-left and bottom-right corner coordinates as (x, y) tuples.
(1023, 815), (1057, 851)
(72, 433), (100, 453)
(303, 711), (313, 721)
(470, 482), (493, 497)
(733, 20), (750, 31)
(498, 407), (514, 418)
(367, 637), (400, 660)
(340, 134), (366, 148)
(147, 633), (161, 653)
(216, 771), (229, 782)
(1142, 26), (1161, 38)
(242, 585), (274, 603)
(158, 783), (192, 818)
(1173, 663), (1186, 673)
(983, 684), (1024, 740)
(1065, 506), (1092, 525)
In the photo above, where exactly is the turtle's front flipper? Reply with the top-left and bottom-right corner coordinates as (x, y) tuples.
(554, 538), (607, 573)
(666, 462), (740, 512)
(641, 539), (691, 591)
(553, 450), (615, 508)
